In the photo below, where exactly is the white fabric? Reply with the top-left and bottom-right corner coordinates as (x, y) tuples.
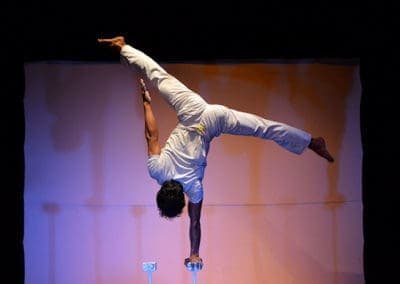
(121, 45), (312, 203)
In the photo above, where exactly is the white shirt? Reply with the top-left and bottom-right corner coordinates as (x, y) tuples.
(147, 123), (209, 203)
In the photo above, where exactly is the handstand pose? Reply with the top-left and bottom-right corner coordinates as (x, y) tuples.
(97, 36), (334, 267)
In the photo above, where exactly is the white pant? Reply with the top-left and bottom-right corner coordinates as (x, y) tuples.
(120, 45), (311, 155)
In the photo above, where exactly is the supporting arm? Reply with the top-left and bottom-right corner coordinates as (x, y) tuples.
(185, 200), (203, 265)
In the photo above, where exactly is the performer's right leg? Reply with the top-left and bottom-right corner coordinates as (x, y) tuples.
(202, 105), (311, 155)
(120, 45), (207, 124)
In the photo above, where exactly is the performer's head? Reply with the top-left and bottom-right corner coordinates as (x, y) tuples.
(156, 180), (185, 218)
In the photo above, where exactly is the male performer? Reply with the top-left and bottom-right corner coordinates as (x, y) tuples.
(98, 36), (334, 267)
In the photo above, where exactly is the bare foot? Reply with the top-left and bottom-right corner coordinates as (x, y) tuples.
(308, 137), (334, 163)
(97, 36), (126, 50)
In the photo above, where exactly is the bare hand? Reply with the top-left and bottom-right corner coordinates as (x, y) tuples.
(184, 255), (203, 265)
(139, 78), (152, 102)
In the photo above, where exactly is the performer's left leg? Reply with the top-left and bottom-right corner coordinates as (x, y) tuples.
(120, 45), (208, 124)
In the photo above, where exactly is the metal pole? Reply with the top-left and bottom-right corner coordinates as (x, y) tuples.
(192, 270), (197, 284)
(186, 261), (203, 284)
(142, 261), (157, 284)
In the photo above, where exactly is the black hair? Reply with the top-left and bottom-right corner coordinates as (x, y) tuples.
(156, 180), (186, 218)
